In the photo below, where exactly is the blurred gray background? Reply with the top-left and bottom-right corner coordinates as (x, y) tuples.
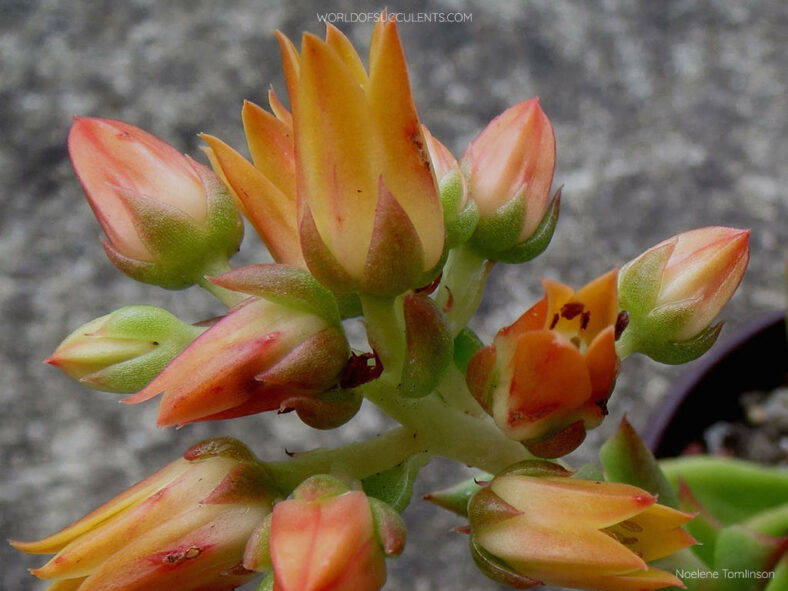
(1, 0), (786, 589)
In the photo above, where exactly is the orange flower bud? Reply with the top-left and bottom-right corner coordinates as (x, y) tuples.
(122, 290), (349, 427)
(11, 437), (277, 591)
(68, 117), (243, 289)
(617, 226), (749, 363)
(250, 475), (404, 591)
(467, 270), (620, 457)
(276, 18), (445, 295)
(468, 464), (695, 591)
(462, 99), (559, 262)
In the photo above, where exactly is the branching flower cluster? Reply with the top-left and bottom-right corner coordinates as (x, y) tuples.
(14, 14), (786, 591)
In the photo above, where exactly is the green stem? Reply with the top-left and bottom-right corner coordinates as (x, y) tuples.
(360, 295), (405, 375)
(197, 259), (246, 307)
(265, 426), (425, 494)
(437, 364), (485, 416)
(362, 376), (530, 473)
(436, 245), (491, 336)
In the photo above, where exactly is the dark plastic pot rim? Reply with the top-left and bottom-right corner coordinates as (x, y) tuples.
(643, 309), (787, 457)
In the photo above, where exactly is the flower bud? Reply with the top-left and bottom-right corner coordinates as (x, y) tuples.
(68, 117), (243, 289)
(244, 475), (404, 591)
(421, 125), (478, 249)
(122, 271), (350, 426)
(46, 305), (203, 393)
(617, 226), (749, 363)
(278, 19), (445, 296)
(468, 463), (695, 591)
(462, 99), (559, 263)
(466, 270), (620, 458)
(11, 437), (278, 591)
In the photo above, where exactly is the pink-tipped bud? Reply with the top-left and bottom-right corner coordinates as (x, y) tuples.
(617, 226), (750, 363)
(68, 117), (243, 289)
(246, 475), (404, 591)
(11, 437), (277, 591)
(421, 125), (478, 248)
(462, 99), (559, 262)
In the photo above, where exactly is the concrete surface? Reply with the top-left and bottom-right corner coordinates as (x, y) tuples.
(1, 0), (786, 589)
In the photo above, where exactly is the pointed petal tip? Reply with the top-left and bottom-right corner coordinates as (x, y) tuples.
(120, 387), (162, 405)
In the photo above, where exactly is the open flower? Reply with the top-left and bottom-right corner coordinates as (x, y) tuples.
(68, 117), (243, 289)
(11, 437), (277, 591)
(467, 270), (619, 457)
(617, 226), (749, 363)
(201, 90), (305, 268)
(274, 18), (444, 295)
(244, 475), (405, 591)
(468, 464), (695, 591)
(462, 99), (559, 263)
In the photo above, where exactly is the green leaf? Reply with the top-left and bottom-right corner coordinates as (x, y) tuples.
(744, 502), (788, 537)
(599, 416), (678, 508)
(660, 457), (788, 524)
(423, 473), (492, 517)
(676, 478), (722, 566)
(713, 525), (786, 591)
(765, 558), (788, 591)
(361, 453), (429, 513)
(208, 263), (341, 326)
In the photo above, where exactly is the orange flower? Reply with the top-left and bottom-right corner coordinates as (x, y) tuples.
(467, 270), (619, 457)
(11, 438), (277, 591)
(68, 117), (242, 288)
(201, 90), (305, 268)
(469, 464), (695, 591)
(274, 17), (444, 295)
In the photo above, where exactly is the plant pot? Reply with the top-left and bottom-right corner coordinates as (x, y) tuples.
(644, 309), (787, 459)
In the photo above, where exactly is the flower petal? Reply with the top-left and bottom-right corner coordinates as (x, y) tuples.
(241, 100), (296, 200)
(201, 135), (302, 267)
(491, 476), (656, 529)
(366, 17), (443, 270)
(494, 331), (591, 441)
(295, 33), (380, 278)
